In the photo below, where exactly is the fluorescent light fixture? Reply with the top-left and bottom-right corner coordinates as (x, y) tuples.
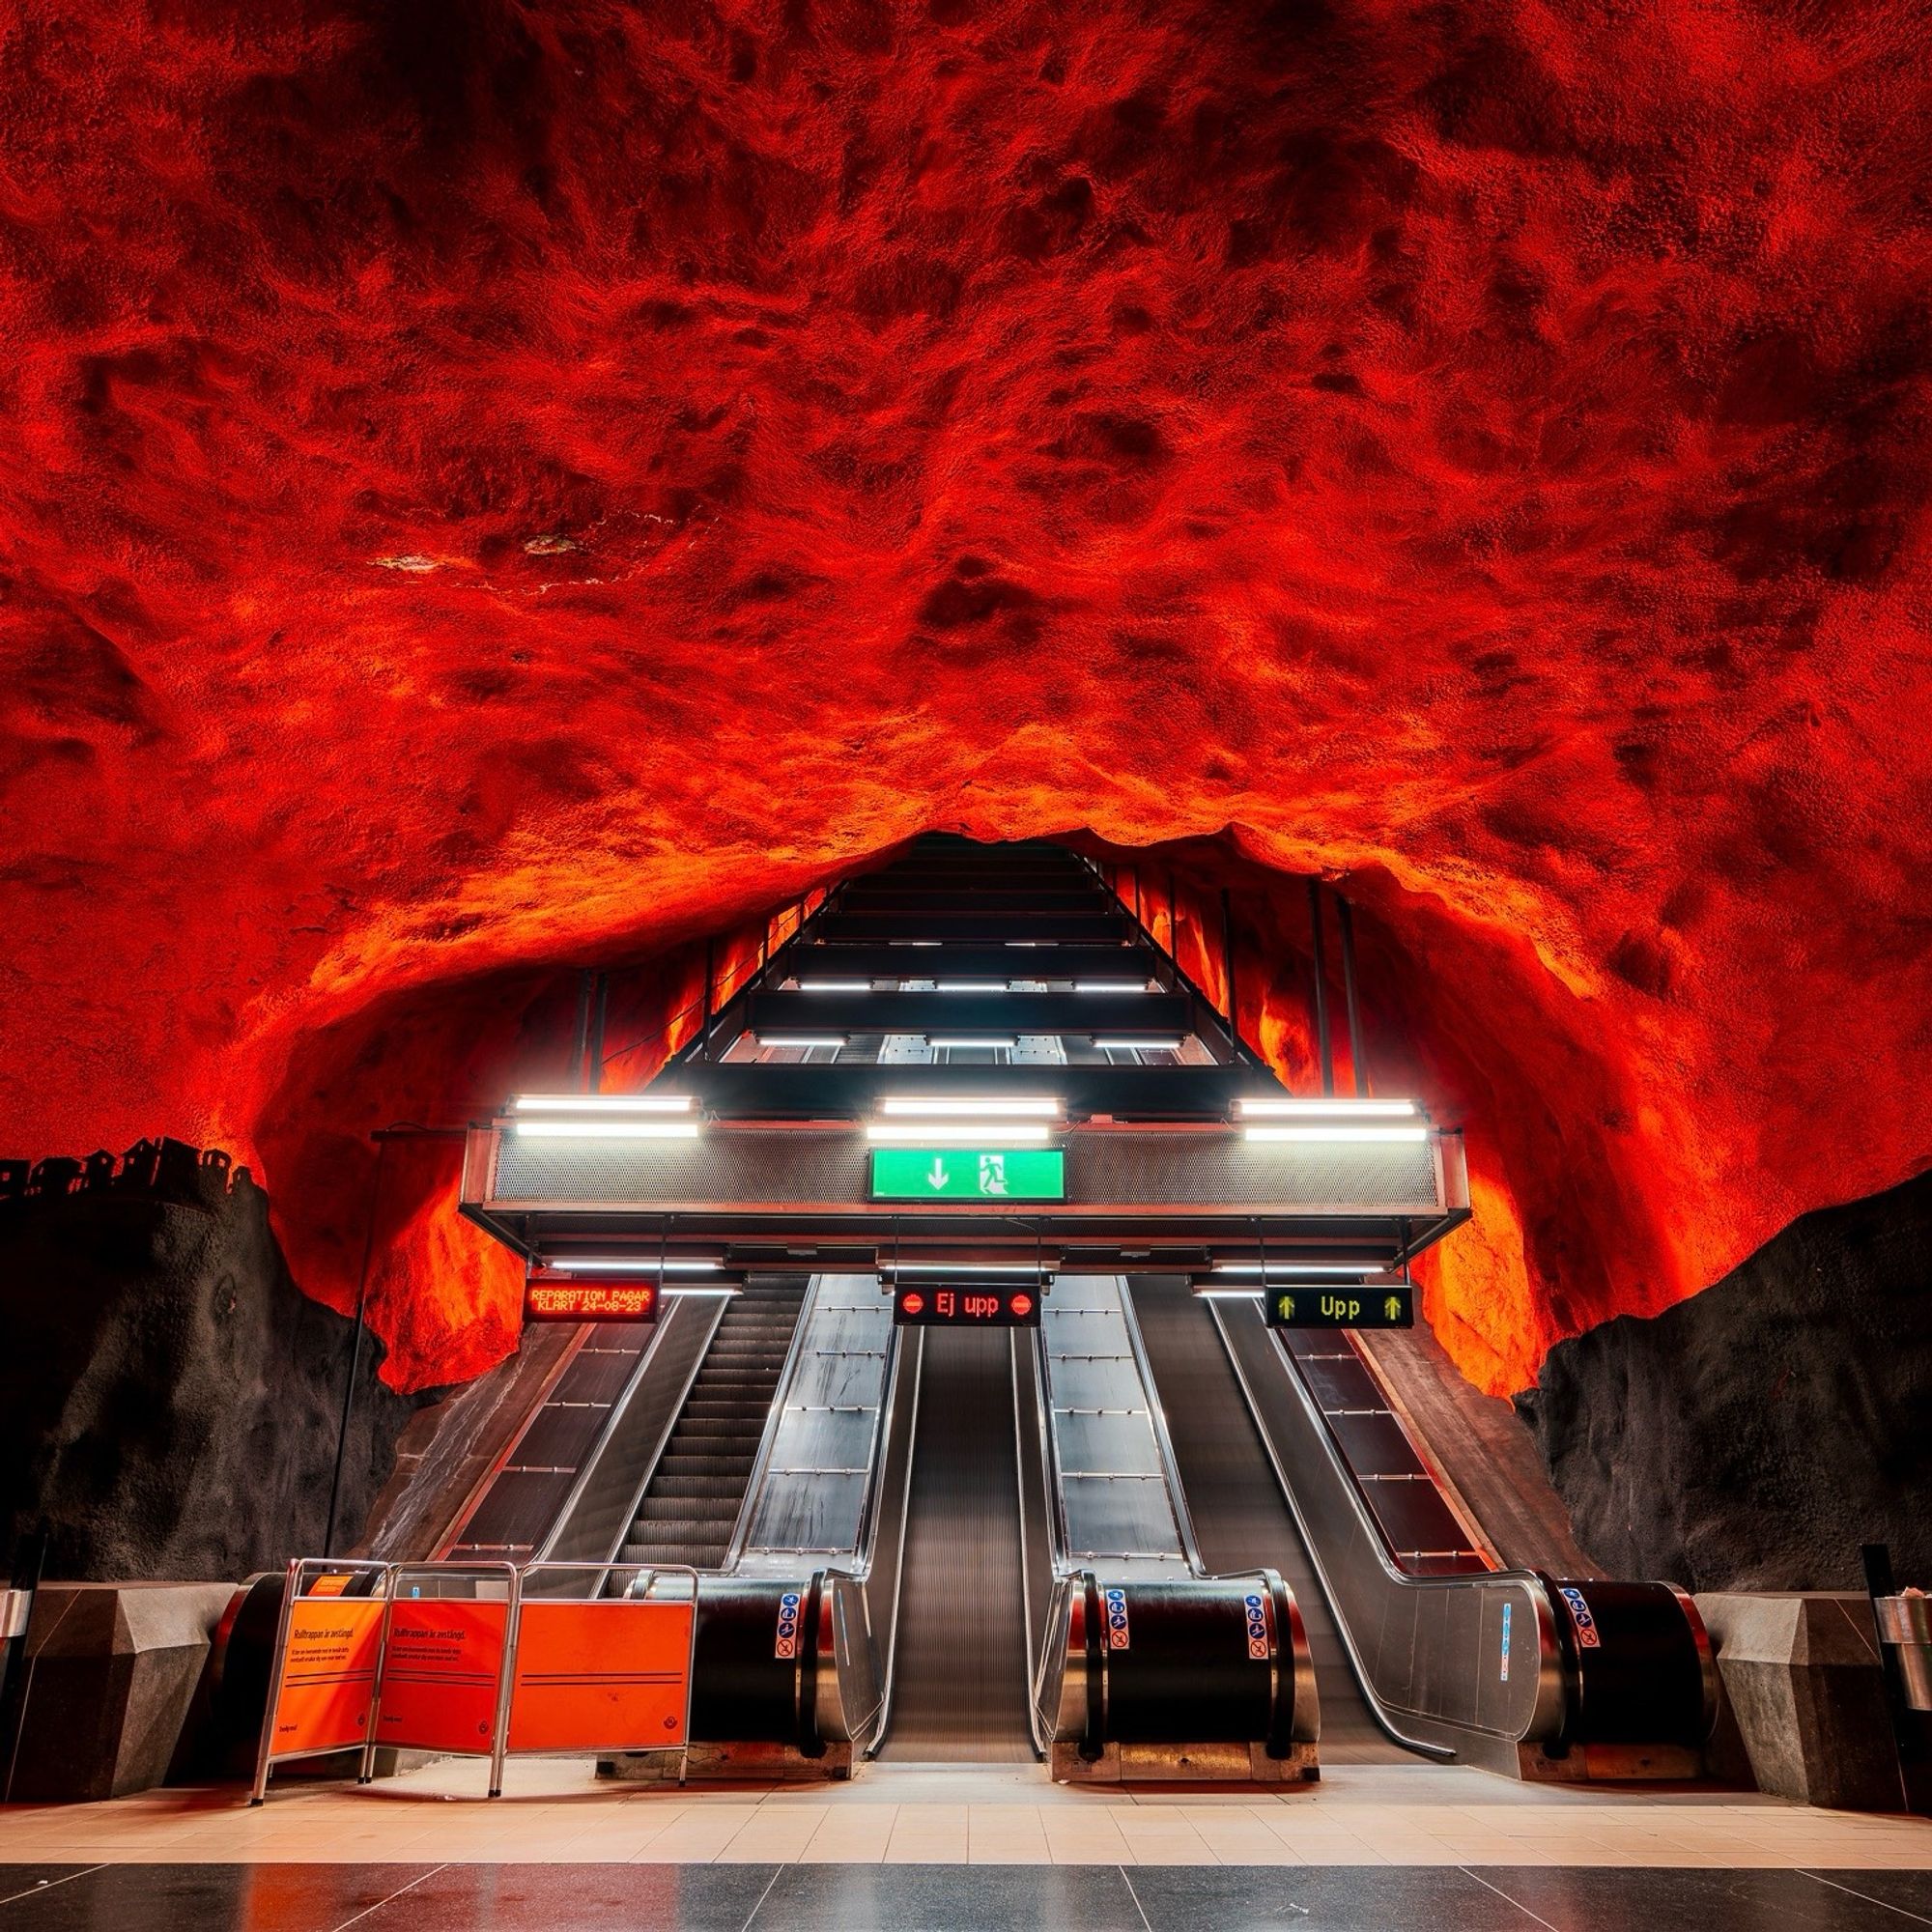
(1213, 1262), (1378, 1276)
(1074, 980), (1150, 993)
(926, 1037), (1016, 1049)
(1243, 1124), (1429, 1144)
(865, 1122), (1053, 1144)
(757, 1035), (848, 1049)
(1094, 1037), (1181, 1050)
(890, 940), (942, 947)
(549, 1258), (722, 1273)
(880, 1095), (1062, 1118)
(1005, 941), (1042, 947)
(881, 1262), (1051, 1275)
(515, 1120), (702, 1140)
(1193, 1287), (1267, 1299)
(934, 980), (1009, 992)
(798, 980), (872, 992)
(1240, 1098), (1421, 1122)
(514, 1093), (693, 1113)
(662, 1285), (742, 1297)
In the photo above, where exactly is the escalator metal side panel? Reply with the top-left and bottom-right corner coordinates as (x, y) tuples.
(721, 1275), (825, 1571)
(850, 1325), (921, 1754)
(1039, 1275), (1191, 1576)
(540, 1296), (726, 1564)
(1213, 1299), (1566, 1771)
(733, 1275), (895, 1571)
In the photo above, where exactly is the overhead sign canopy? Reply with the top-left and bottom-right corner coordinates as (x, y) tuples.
(869, 1147), (1065, 1202)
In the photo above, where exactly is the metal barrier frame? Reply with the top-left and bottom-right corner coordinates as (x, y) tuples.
(250, 1558), (392, 1804)
(380, 1560), (522, 1795)
(509, 1563), (699, 1786)
(256, 1558), (708, 1802)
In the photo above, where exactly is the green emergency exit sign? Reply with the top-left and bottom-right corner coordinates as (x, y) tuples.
(869, 1147), (1065, 1201)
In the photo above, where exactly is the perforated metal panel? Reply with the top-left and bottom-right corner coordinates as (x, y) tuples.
(487, 1128), (1442, 1213)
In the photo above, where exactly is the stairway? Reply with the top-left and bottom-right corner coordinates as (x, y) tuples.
(619, 1279), (806, 1568)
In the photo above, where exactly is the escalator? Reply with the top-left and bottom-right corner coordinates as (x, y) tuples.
(873, 1329), (1035, 1761)
(1128, 1276), (1409, 1764)
(1209, 1294), (1718, 1776)
(620, 1280), (805, 1568)
(431, 831), (1716, 1783)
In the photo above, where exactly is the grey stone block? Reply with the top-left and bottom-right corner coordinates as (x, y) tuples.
(8, 1580), (236, 1802)
(1697, 1590), (1905, 1810)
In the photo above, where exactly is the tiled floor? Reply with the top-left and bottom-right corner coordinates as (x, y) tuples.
(2, 1763), (1929, 1926)
(5, 1760), (1930, 1869)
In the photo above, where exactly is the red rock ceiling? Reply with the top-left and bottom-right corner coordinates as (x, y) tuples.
(5, 1), (1931, 1396)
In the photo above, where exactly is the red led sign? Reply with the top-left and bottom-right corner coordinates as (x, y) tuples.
(894, 1286), (1041, 1327)
(524, 1279), (660, 1322)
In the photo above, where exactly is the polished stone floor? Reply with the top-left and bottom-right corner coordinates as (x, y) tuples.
(3, 1860), (1932, 1928)
(2, 1762), (1929, 1927)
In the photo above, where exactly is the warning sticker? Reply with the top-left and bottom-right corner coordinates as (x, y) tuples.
(775, 1590), (802, 1662)
(1103, 1586), (1130, 1652)
(1500, 1600), (1512, 1682)
(1243, 1591), (1269, 1662)
(1558, 1585), (1602, 1650)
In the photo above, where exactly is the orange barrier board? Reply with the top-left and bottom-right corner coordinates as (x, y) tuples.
(268, 1598), (384, 1760)
(376, 1600), (509, 1753)
(507, 1600), (694, 1752)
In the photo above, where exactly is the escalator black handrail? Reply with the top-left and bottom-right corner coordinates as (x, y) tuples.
(851, 1322), (922, 1756)
(1015, 1328), (1061, 1757)
(1113, 1273), (1207, 1575)
(1214, 1300), (1566, 1760)
(1264, 1567), (1305, 1760)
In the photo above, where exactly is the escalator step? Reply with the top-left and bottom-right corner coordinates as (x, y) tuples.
(612, 1285), (803, 1562)
(628, 1517), (737, 1542)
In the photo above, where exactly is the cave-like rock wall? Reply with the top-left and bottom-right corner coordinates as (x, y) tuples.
(0, 1146), (418, 1581)
(1518, 1170), (1932, 1592)
(3, 1), (1931, 1397)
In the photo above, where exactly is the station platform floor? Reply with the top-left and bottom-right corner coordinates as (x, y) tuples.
(3, 1760), (1930, 1928)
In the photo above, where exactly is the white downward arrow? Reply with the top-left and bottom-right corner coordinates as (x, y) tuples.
(926, 1158), (950, 1189)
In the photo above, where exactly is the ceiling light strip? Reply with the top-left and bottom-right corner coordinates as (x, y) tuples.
(514, 1093), (694, 1113)
(880, 1095), (1062, 1118)
(1235, 1097), (1418, 1118)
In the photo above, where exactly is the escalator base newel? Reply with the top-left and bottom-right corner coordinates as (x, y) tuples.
(1052, 1741), (1319, 1786)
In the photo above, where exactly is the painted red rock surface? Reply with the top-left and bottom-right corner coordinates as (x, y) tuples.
(4, 1), (1930, 1396)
